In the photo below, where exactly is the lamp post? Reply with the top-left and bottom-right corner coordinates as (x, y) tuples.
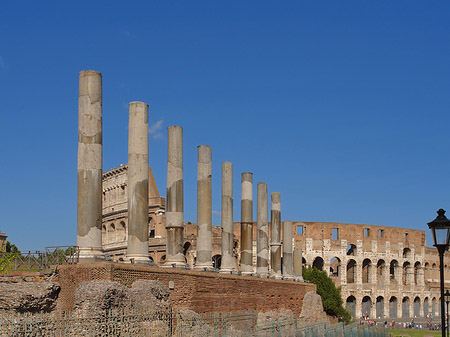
(428, 209), (450, 337)
(445, 290), (450, 337)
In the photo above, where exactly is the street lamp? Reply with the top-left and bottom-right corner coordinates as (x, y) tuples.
(428, 209), (450, 337)
(445, 290), (450, 337)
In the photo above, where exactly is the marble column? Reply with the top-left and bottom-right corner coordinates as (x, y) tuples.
(164, 126), (185, 267)
(256, 182), (269, 276)
(220, 162), (234, 273)
(293, 246), (304, 281)
(282, 220), (293, 278)
(270, 192), (282, 278)
(77, 70), (103, 261)
(126, 101), (149, 263)
(240, 172), (253, 274)
(194, 145), (213, 270)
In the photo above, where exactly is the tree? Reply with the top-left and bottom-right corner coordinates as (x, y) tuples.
(5, 240), (20, 254)
(303, 266), (352, 324)
(1, 241), (20, 274)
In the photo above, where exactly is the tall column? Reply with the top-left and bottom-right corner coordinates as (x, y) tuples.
(283, 220), (293, 278)
(293, 246), (304, 281)
(127, 101), (149, 263)
(194, 146), (213, 270)
(77, 70), (103, 261)
(256, 182), (269, 276)
(220, 162), (234, 273)
(240, 172), (253, 274)
(270, 192), (282, 278)
(164, 126), (185, 267)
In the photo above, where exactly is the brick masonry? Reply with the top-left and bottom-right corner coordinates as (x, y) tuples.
(57, 262), (316, 315)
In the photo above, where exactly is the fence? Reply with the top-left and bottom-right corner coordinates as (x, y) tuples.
(0, 246), (79, 273)
(0, 309), (387, 337)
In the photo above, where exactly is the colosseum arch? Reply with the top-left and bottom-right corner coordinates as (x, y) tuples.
(346, 244), (357, 256)
(376, 296), (384, 319)
(389, 296), (398, 318)
(432, 297), (437, 316)
(414, 262), (421, 285)
(330, 257), (341, 277)
(413, 297), (420, 317)
(346, 296), (356, 317)
(390, 260), (399, 281)
(302, 257), (307, 268)
(402, 297), (410, 318)
(117, 221), (126, 242)
(362, 259), (372, 283)
(432, 263), (437, 280)
(403, 247), (411, 259)
(362, 296), (372, 317)
(108, 223), (116, 244)
(402, 262), (410, 285)
(102, 225), (107, 243)
(377, 259), (386, 284)
(313, 256), (324, 271)
(347, 259), (356, 283)
(423, 297), (429, 316)
(424, 262), (430, 280)
(183, 242), (194, 265)
(212, 254), (221, 269)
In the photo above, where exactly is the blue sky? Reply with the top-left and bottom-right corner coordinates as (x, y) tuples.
(1, 1), (449, 251)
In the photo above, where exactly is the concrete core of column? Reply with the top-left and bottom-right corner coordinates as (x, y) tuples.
(194, 145), (213, 270)
(256, 182), (269, 276)
(220, 161), (235, 273)
(270, 192), (282, 278)
(77, 70), (104, 261)
(126, 101), (150, 264)
(240, 172), (253, 274)
(282, 220), (293, 278)
(293, 247), (304, 281)
(164, 126), (186, 267)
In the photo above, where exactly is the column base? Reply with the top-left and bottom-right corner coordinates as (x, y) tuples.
(219, 267), (235, 274)
(78, 248), (104, 262)
(126, 255), (151, 265)
(269, 273), (282, 279)
(193, 263), (214, 271)
(162, 253), (187, 268)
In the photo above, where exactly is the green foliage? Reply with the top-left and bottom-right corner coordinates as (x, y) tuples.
(0, 252), (18, 274)
(5, 240), (20, 254)
(302, 266), (352, 324)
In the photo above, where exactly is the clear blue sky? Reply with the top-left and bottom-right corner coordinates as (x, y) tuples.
(1, 1), (449, 251)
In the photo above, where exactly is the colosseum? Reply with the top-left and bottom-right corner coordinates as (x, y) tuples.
(102, 164), (447, 320)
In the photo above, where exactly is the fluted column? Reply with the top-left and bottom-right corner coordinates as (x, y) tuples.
(283, 220), (293, 278)
(220, 162), (234, 273)
(126, 101), (149, 263)
(270, 192), (282, 278)
(194, 145), (213, 270)
(164, 126), (185, 267)
(240, 172), (253, 274)
(77, 70), (103, 261)
(256, 182), (269, 276)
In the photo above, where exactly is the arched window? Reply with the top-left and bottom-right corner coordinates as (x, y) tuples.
(313, 257), (324, 271)
(376, 296), (384, 319)
(362, 259), (371, 283)
(389, 297), (398, 318)
(377, 260), (386, 283)
(212, 255), (222, 269)
(346, 296), (356, 317)
(329, 257), (341, 277)
(347, 259), (356, 283)
(402, 297), (410, 318)
(402, 262), (410, 285)
(346, 244), (357, 256)
(390, 260), (398, 280)
(362, 296), (372, 318)
(414, 262), (421, 285)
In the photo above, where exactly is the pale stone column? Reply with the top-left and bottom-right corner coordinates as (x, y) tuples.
(283, 220), (293, 277)
(126, 102), (149, 263)
(164, 126), (185, 267)
(293, 247), (304, 281)
(220, 162), (234, 273)
(77, 70), (103, 261)
(270, 192), (282, 278)
(240, 172), (253, 274)
(256, 182), (269, 276)
(194, 145), (213, 270)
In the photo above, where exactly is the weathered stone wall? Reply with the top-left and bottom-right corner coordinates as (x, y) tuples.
(57, 262), (315, 316)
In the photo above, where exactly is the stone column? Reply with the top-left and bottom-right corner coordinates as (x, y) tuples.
(77, 70), (103, 261)
(256, 182), (269, 276)
(283, 220), (293, 278)
(293, 246), (304, 281)
(220, 162), (234, 273)
(126, 101), (149, 263)
(270, 192), (282, 278)
(194, 145), (213, 270)
(240, 172), (253, 274)
(164, 126), (185, 267)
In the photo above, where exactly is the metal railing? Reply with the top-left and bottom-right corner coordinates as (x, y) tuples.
(0, 309), (387, 337)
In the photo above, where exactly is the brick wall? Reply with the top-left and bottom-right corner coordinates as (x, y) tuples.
(57, 262), (315, 315)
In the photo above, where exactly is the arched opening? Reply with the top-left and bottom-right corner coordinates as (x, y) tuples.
(149, 229), (155, 238)
(212, 254), (221, 269)
(432, 297), (437, 316)
(377, 259), (386, 284)
(362, 296), (372, 318)
(402, 297), (410, 318)
(402, 262), (410, 285)
(346, 296), (356, 317)
(118, 221), (126, 242)
(159, 255), (166, 265)
(329, 257), (341, 277)
(414, 262), (421, 285)
(403, 247), (411, 259)
(376, 296), (384, 319)
(102, 225), (107, 243)
(432, 263), (437, 280)
(413, 297), (420, 317)
(347, 259), (356, 283)
(107, 223), (115, 244)
(424, 262), (430, 280)
(183, 242), (193, 264)
(423, 297), (429, 317)
(389, 297), (398, 318)
(346, 244), (356, 256)
(302, 257), (307, 268)
(313, 256), (324, 271)
(362, 259), (371, 283)
(390, 260), (398, 280)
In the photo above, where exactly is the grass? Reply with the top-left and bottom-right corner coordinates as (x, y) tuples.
(387, 329), (441, 337)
